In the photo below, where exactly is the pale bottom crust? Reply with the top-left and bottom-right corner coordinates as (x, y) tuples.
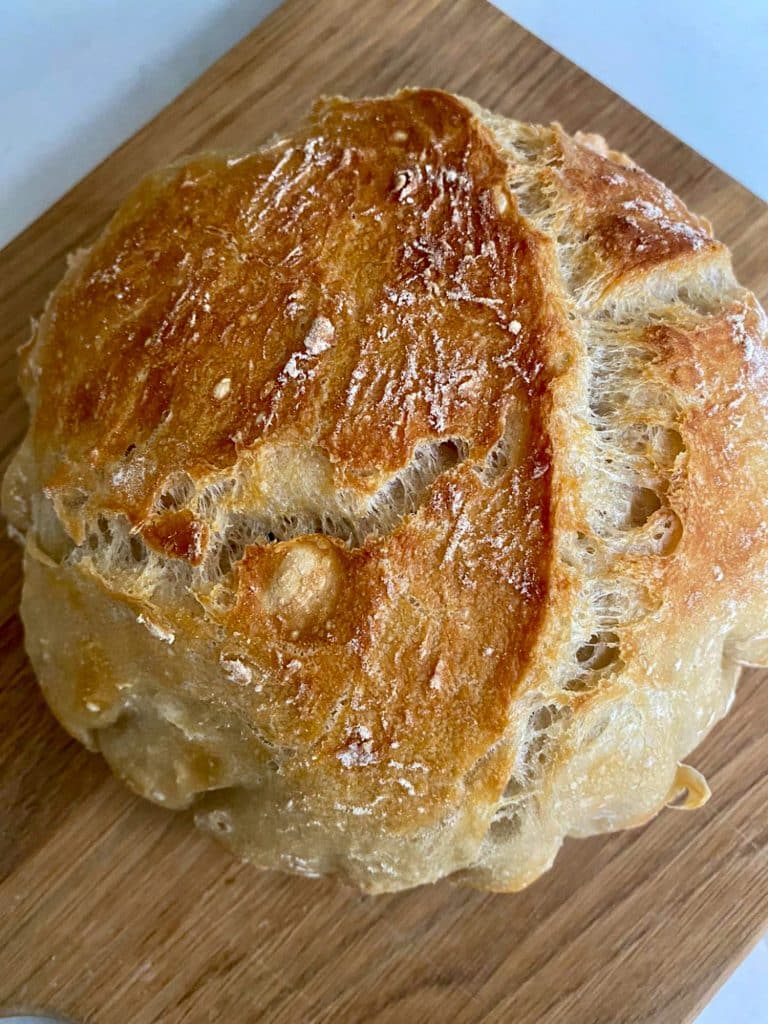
(21, 545), (760, 893)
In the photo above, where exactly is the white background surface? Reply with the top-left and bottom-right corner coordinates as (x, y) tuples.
(0, 2), (766, 1021)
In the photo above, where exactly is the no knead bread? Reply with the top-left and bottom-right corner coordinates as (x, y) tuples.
(3, 89), (768, 892)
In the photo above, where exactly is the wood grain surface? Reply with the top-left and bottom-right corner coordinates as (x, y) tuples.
(1, 2), (767, 1021)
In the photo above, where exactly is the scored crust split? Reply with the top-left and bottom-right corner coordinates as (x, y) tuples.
(3, 89), (768, 892)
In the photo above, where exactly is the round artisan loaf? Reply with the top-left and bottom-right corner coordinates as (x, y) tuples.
(4, 89), (768, 892)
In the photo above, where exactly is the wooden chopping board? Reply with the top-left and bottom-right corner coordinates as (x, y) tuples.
(1, 1), (767, 1021)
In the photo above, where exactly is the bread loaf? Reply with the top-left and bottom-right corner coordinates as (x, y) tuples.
(4, 89), (768, 892)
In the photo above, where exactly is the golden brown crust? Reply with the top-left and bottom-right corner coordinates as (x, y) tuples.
(142, 509), (209, 564)
(529, 123), (721, 302)
(19, 90), (563, 838)
(30, 91), (556, 520)
(4, 89), (768, 892)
